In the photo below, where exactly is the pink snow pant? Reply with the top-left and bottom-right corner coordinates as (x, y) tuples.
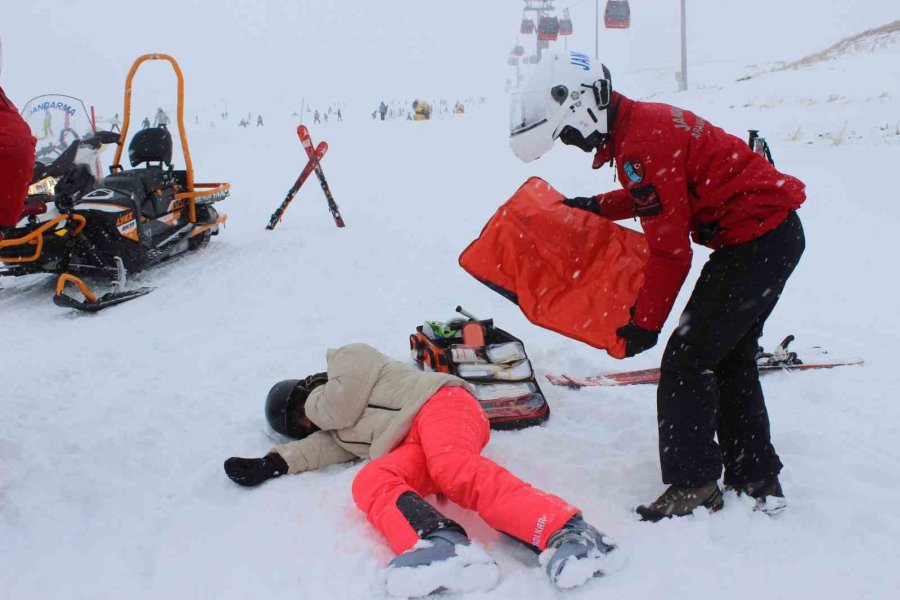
(351, 386), (579, 554)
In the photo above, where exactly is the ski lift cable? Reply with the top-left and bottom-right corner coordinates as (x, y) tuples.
(559, 0), (592, 10)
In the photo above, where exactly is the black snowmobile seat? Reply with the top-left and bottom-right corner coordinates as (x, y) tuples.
(103, 168), (177, 218)
(128, 126), (173, 167)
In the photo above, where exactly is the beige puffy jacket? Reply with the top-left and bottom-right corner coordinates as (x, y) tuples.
(271, 343), (471, 474)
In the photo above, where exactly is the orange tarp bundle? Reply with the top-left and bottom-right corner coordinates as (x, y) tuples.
(458, 177), (648, 359)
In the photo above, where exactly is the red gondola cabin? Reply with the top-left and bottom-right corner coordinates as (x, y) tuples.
(537, 16), (560, 41)
(560, 9), (573, 35)
(604, 0), (631, 29)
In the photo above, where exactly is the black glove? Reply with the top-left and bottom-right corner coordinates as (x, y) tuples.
(563, 196), (602, 215)
(616, 319), (660, 358)
(224, 452), (289, 487)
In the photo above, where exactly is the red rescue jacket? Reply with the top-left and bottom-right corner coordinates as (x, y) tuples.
(0, 86), (36, 228)
(590, 93), (806, 332)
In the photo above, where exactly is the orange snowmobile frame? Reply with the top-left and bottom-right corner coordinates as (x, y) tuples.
(114, 53), (230, 223)
(0, 214), (86, 263)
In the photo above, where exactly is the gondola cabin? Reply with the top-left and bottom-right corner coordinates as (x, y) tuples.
(537, 16), (560, 42)
(520, 18), (535, 35)
(604, 0), (631, 29)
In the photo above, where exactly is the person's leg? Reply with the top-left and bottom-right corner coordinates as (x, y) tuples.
(656, 212), (805, 488)
(365, 409), (500, 597)
(717, 212), (805, 487)
(351, 441), (445, 554)
(418, 387), (579, 551)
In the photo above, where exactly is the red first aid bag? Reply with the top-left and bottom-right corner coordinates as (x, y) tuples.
(459, 177), (649, 359)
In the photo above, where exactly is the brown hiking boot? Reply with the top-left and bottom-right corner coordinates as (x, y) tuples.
(636, 482), (724, 522)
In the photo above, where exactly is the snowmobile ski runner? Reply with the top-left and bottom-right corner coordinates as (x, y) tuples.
(266, 132), (327, 230)
(547, 336), (863, 388)
(297, 125), (345, 227)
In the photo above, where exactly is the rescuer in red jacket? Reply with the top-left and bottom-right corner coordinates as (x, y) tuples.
(0, 84), (36, 232)
(510, 51), (805, 521)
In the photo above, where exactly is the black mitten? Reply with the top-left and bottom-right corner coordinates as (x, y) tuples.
(224, 453), (289, 487)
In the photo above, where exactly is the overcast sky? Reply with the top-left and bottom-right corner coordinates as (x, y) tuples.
(2, 1), (895, 117)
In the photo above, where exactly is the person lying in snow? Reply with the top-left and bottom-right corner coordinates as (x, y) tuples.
(224, 343), (621, 596)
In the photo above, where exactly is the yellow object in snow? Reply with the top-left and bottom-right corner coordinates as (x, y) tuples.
(412, 99), (431, 121)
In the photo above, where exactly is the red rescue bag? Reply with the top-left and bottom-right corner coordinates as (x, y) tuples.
(458, 177), (649, 359)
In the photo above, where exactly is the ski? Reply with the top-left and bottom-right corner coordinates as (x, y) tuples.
(547, 361), (865, 388)
(547, 336), (864, 388)
(266, 139), (328, 230)
(297, 125), (346, 228)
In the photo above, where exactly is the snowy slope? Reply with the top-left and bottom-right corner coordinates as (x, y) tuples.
(4, 11), (900, 600)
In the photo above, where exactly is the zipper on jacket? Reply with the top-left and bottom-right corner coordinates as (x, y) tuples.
(336, 434), (371, 446)
(368, 403), (401, 412)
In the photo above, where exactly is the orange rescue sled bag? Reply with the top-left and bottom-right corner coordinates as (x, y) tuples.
(458, 177), (649, 359)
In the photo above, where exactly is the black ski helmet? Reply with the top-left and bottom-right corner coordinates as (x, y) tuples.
(264, 374), (327, 438)
(265, 379), (302, 438)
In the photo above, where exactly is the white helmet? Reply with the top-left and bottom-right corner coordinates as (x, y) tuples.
(509, 51), (613, 162)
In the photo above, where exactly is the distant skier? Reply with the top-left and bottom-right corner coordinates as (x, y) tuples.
(141, 117), (151, 129)
(0, 84), (36, 231)
(256, 114), (263, 127)
(510, 52), (806, 521)
(323, 113), (329, 123)
(38, 109), (53, 141)
(379, 101), (387, 121)
(313, 109), (321, 124)
(153, 107), (170, 127)
(336, 108), (343, 122)
(110, 113), (121, 133)
(224, 343), (620, 596)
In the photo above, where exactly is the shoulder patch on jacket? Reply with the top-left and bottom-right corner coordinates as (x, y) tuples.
(630, 184), (662, 217)
(623, 160), (644, 183)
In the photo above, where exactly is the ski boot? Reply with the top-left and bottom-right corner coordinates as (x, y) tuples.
(539, 515), (622, 589)
(384, 527), (499, 598)
(732, 477), (787, 516)
(636, 481), (724, 522)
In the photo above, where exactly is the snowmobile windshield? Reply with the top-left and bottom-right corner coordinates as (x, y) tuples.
(20, 95), (96, 165)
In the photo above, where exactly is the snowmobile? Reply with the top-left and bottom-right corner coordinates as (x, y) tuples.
(0, 54), (230, 312)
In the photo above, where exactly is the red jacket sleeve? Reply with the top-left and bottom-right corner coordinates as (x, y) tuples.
(627, 159), (693, 332)
(593, 189), (634, 221)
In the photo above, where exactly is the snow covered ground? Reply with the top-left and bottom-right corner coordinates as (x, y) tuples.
(3, 8), (900, 600)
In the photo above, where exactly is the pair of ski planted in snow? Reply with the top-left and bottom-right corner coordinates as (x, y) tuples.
(267, 125), (345, 230)
(546, 335), (864, 388)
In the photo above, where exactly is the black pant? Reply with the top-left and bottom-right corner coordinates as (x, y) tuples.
(657, 212), (805, 487)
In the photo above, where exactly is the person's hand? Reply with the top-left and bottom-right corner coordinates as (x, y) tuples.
(616, 320), (659, 358)
(224, 453), (289, 487)
(562, 196), (602, 215)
